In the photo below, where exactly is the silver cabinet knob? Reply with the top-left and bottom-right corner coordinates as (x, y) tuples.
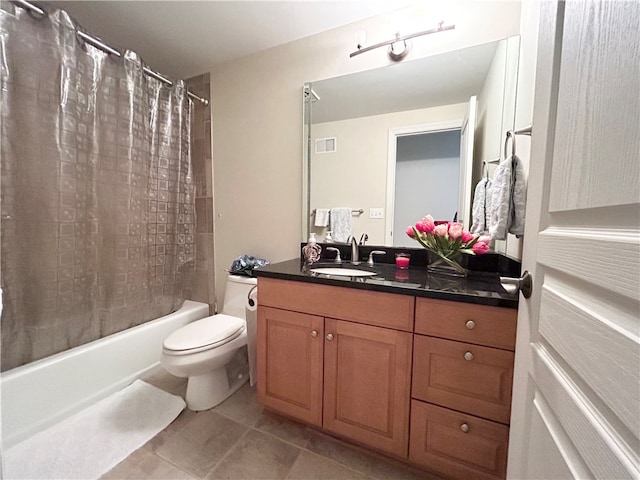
(460, 423), (470, 433)
(326, 333), (334, 341)
(465, 320), (476, 330)
(464, 351), (474, 361)
(310, 330), (318, 338)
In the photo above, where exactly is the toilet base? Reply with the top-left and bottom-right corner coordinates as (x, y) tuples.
(185, 365), (249, 411)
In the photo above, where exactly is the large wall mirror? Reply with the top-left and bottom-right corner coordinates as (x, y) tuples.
(302, 35), (520, 250)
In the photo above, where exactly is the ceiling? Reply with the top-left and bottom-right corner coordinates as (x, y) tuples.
(52, 1), (414, 79)
(310, 40), (500, 123)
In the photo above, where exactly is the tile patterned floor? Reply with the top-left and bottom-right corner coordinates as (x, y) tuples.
(100, 366), (442, 480)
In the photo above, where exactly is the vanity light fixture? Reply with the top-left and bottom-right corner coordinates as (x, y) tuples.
(349, 21), (455, 62)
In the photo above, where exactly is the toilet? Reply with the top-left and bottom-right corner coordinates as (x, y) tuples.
(161, 274), (257, 411)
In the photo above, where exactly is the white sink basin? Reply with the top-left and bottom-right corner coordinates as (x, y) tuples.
(310, 267), (376, 277)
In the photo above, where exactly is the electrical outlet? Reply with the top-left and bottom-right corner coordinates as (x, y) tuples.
(369, 208), (384, 219)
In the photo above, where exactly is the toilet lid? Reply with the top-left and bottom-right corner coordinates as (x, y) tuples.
(163, 314), (245, 352)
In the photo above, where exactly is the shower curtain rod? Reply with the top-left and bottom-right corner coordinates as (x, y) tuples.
(12, 0), (209, 106)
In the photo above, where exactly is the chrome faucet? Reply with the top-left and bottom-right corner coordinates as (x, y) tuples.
(367, 250), (386, 266)
(325, 247), (342, 263)
(348, 236), (360, 264)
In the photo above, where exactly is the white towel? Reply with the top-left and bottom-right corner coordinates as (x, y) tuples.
(471, 177), (493, 235)
(314, 208), (330, 227)
(489, 154), (526, 240)
(330, 208), (352, 243)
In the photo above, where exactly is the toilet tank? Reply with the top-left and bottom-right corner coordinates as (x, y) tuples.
(221, 274), (257, 318)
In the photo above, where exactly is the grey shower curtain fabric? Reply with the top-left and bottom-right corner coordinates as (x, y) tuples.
(0, 4), (195, 370)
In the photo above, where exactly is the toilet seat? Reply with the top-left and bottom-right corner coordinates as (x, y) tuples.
(162, 314), (246, 355)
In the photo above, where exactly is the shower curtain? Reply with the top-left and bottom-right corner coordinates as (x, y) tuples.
(0, 3), (196, 370)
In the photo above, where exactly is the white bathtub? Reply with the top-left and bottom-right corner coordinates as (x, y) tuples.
(1, 300), (209, 448)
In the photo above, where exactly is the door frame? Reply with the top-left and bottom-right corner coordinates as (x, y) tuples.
(385, 120), (462, 246)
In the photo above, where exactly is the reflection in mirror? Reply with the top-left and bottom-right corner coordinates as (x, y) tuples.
(303, 36), (520, 251)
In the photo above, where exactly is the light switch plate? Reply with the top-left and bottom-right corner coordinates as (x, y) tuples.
(369, 208), (384, 219)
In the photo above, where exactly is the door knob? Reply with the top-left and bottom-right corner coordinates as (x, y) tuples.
(310, 330), (318, 338)
(500, 270), (532, 298)
(326, 333), (334, 341)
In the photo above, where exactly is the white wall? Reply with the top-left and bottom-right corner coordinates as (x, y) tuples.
(475, 40), (508, 179)
(309, 103), (466, 244)
(209, 1), (521, 302)
(503, 1), (540, 259)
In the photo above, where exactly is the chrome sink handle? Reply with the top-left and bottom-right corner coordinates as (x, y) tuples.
(367, 250), (386, 266)
(325, 247), (342, 263)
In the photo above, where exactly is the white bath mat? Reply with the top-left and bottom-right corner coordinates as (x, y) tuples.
(4, 379), (185, 479)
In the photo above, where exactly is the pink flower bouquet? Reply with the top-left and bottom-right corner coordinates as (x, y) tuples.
(406, 215), (490, 276)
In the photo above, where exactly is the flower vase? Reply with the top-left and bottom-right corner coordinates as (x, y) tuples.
(426, 251), (468, 277)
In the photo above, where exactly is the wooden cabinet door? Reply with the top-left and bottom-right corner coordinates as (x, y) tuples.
(323, 318), (412, 457)
(257, 306), (324, 426)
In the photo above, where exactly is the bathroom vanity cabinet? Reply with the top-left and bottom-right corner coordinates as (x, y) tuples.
(255, 262), (518, 480)
(257, 278), (413, 457)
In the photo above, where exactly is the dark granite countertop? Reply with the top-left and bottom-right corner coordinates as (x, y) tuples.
(254, 258), (519, 309)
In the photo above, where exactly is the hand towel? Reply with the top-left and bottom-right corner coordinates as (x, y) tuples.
(330, 208), (352, 243)
(471, 177), (493, 234)
(509, 155), (526, 237)
(314, 208), (330, 227)
(489, 155), (526, 240)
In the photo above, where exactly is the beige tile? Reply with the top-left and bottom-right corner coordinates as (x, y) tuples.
(208, 429), (301, 479)
(155, 410), (248, 478)
(141, 365), (188, 398)
(304, 431), (372, 475)
(286, 451), (368, 480)
(101, 447), (195, 479)
(204, 156), (213, 198)
(143, 408), (197, 453)
(367, 456), (441, 480)
(213, 382), (264, 427)
(305, 431), (439, 480)
(254, 413), (313, 448)
(190, 270), (211, 305)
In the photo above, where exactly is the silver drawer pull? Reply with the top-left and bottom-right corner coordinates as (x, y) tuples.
(460, 423), (470, 433)
(464, 351), (474, 361)
(465, 320), (476, 330)
(310, 330), (318, 338)
(326, 333), (334, 341)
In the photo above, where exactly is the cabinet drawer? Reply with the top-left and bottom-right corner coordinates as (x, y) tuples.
(412, 335), (514, 424)
(409, 400), (509, 480)
(415, 298), (517, 350)
(258, 278), (414, 331)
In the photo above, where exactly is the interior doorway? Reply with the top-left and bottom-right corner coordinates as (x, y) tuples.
(385, 124), (462, 247)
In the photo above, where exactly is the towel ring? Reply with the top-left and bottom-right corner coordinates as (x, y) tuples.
(504, 131), (516, 159)
(503, 125), (533, 159)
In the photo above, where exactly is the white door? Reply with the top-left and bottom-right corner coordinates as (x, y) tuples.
(508, 1), (639, 479)
(458, 96), (476, 230)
